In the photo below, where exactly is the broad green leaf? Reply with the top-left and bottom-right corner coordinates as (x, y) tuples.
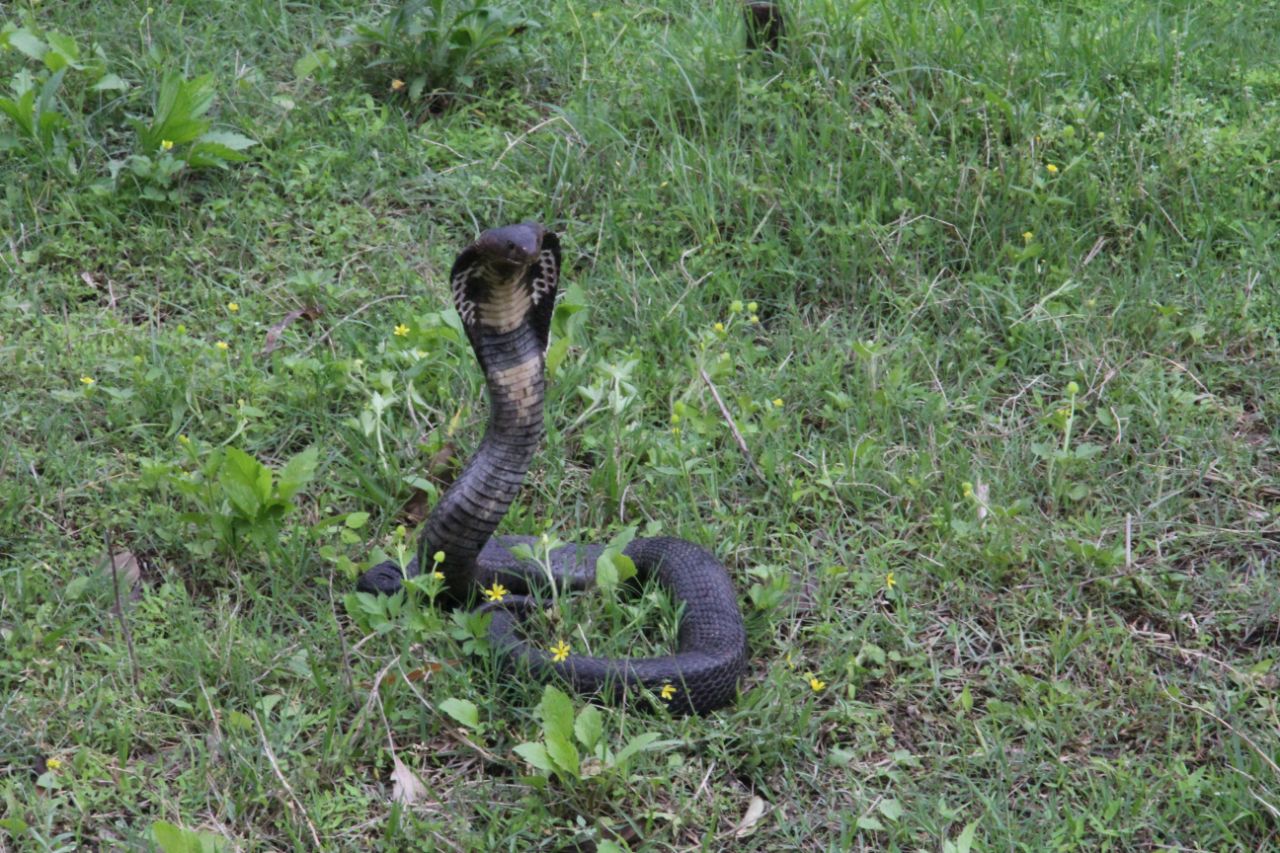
(0, 92), (39, 139)
(545, 336), (570, 378)
(595, 551), (620, 590)
(219, 447), (267, 518)
(43, 32), (80, 71)
(573, 705), (602, 750)
(150, 821), (227, 853)
(856, 816), (885, 831)
(0, 816), (29, 834)
(92, 73), (129, 92)
(612, 731), (663, 768)
(186, 138), (255, 169)
(6, 30), (47, 62)
(512, 742), (554, 774)
(952, 819), (979, 853)
(293, 49), (333, 80)
(198, 130), (255, 151)
(550, 300), (585, 338)
(151, 822), (193, 853)
(276, 446), (318, 502)
(545, 731), (579, 778)
(877, 799), (903, 821)
(141, 72), (215, 150)
(595, 551), (636, 592)
(438, 697), (480, 730)
(343, 511), (370, 529)
(65, 575), (92, 600)
(538, 685), (575, 744)
(605, 526), (636, 552)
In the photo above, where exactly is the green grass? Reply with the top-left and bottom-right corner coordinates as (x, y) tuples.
(3, 0), (1278, 849)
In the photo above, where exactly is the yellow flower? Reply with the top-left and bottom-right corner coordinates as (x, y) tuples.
(886, 572), (896, 589)
(215, 341), (229, 351)
(749, 315), (760, 324)
(160, 139), (174, 151)
(394, 324), (410, 337)
(178, 434), (190, 445)
(772, 398), (783, 408)
(483, 582), (508, 603)
(962, 481), (974, 499)
(659, 683), (677, 701)
(432, 571), (445, 581)
(714, 322), (725, 333)
(1022, 231), (1034, 243)
(227, 302), (239, 312)
(46, 757), (63, 771)
(747, 301), (758, 313)
(730, 300), (744, 314)
(1046, 163), (1059, 175)
(550, 640), (571, 663)
(808, 676), (826, 692)
(391, 79), (405, 91)
(80, 376), (95, 386)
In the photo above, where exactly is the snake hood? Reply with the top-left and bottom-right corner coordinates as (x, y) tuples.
(451, 222), (559, 374)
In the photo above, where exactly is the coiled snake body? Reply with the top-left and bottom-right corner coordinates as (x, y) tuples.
(358, 223), (747, 714)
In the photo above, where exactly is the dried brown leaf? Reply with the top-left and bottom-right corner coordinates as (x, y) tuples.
(390, 756), (427, 805)
(380, 662), (444, 687)
(260, 306), (324, 356)
(733, 795), (767, 838)
(102, 549), (142, 602)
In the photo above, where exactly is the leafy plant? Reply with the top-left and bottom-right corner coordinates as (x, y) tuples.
(150, 821), (229, 853)
(0, 67), (70, 156)
(122, 72), (256, 198)
(340, 0), (532, 104)
(0, 22), (86, 169)
(0, 21), (253, 197)
(511, 685), (667, 784)
(144, 444), (318, 557)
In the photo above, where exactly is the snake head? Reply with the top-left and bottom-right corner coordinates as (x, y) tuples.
(473, 222), (545, 273)
(451, 222), (561, 372)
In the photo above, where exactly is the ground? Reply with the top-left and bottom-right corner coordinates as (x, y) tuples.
(1, 0), (1278, 850)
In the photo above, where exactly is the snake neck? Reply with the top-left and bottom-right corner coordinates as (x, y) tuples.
(420, 337), (545, 605)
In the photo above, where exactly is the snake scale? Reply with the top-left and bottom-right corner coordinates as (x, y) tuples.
(357, 223), (747, 715)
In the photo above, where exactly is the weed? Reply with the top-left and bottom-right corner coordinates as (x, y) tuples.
(340, 0), (532, 108)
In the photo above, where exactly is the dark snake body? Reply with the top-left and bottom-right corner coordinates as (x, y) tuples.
(358, 223), (747, 715)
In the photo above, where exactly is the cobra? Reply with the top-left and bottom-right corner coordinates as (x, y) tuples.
(357, 222), (747, 715)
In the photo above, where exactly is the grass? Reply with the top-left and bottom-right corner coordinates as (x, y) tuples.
(2, 0), (1278, 849)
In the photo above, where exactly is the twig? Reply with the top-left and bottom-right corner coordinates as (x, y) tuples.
(298, 294), (408, 358)
(698, 368), (768, 484)
(1125, 514), (1132, 568)
(104, 531), (141, 690)
(328, 572), (354, 696)
(253, 711), (324, 849)
(1162, 689), (1280, 778)
(493, 115), (574, 167)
